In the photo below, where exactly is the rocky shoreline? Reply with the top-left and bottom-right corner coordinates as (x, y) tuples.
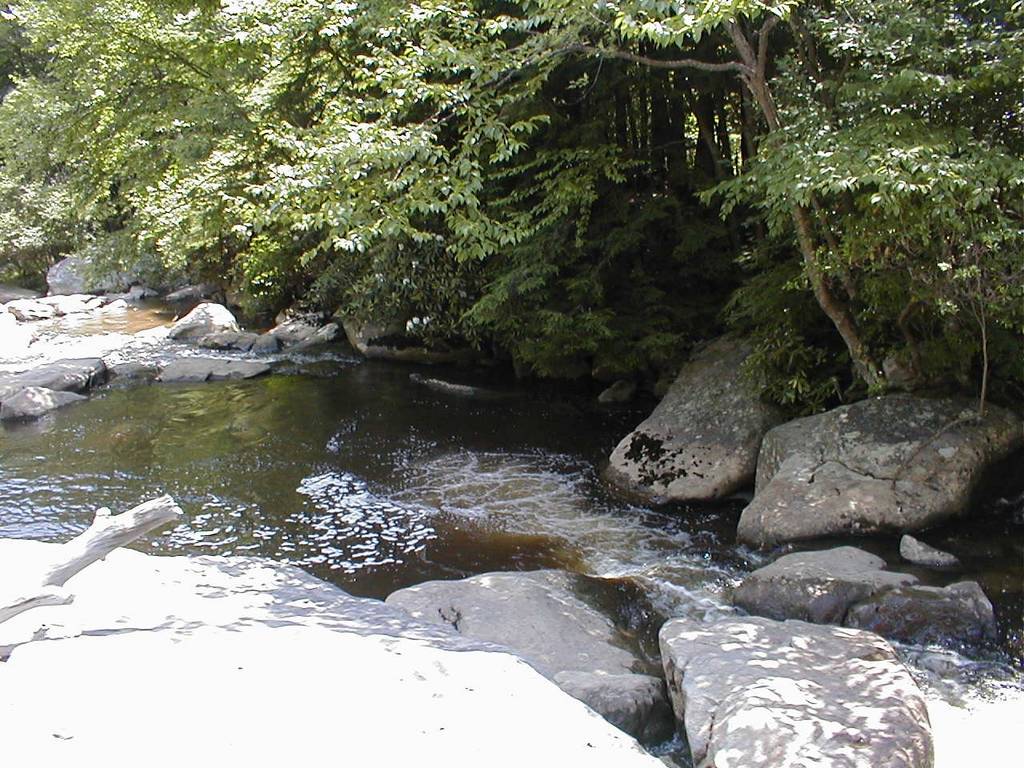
(2, 283), (1022, 767)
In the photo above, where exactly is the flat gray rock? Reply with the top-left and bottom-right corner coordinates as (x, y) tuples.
(604, 336), (783, 502)
(387, 570), (672, 742)
(0, 358), (107, 401)
(733, 546), (916, 625)
(195, 331), (259, 352)
(157, 357), (271, 383)
(0, 386), (86, 420)
(0, 542), (660, 767)
(660, 615), (933, 768)
(167, 302), (240, 341)
(901, 535), (960, 568)
(738, 395), (1024, 547)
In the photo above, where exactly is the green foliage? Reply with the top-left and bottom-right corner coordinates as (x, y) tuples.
(0, 0), (1019, 407)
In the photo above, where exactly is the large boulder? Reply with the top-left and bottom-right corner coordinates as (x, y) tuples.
(734, 547), (997, 650)
(604, 337), (783, 503)
(46, 256), (89, 295)
(0, 358), (107, 401)
(659, 615), (933, 768)
(0, 386), (86, 421)
(165, 283), (219, 303)
(738, 395), (1024, 548)
(46, 256), (128, 296)
(167, 302), (240, 341)
(387, 570), (673, 743)
(157, 357), (270, 383)
(0, 541), (662, 768)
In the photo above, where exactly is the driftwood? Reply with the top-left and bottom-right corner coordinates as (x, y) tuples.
(0, 495), (182, 626)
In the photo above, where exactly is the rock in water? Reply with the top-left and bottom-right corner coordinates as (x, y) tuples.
(387, 570), (674, 742)
(659, 615), (933, 768)
(845, 581), (997, 647)
(598, 380), (637, 404)
(157, 358), (270, 383)
(0, 387), (86, 420)
(604, 336), (783, 502)
(900, 535), (961, 568)
(734, 546), (997, 649)
(0, 358), (107, 401)
(0, 542), (662, 768)
(738, 395), (1024, 547)
(167, 302), (240, 341)
(45, 256), (89, 295)
(733, 547), (915, 625)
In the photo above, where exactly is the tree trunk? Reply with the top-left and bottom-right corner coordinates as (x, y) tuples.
(0, 495), (182, 626)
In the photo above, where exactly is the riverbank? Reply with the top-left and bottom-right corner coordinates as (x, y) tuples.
(1, 292), (1021, 766)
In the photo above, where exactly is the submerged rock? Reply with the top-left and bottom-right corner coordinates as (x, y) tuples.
(0, 386), (86, 421)
(900, 534), (961, 568)
(738, 395), (1024, 548)
(604, 337), (783, 503)
(409, 373), (516, 402)
(734, 546), (997, 649)
(598, 380), (636, 404)
(386, 570), (673, 743)
(157, 357), (270, 383)
(0, 541), (661, 767)
(659, 615), (933, 768)
(167, 302), (240, 341)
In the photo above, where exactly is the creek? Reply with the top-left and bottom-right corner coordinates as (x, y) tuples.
(1, 302), (1021, 764)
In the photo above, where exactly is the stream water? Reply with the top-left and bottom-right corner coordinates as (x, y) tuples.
(1, 303), (1021, 762)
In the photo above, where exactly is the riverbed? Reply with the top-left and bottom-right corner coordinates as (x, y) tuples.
(1, 302), (1021, 765)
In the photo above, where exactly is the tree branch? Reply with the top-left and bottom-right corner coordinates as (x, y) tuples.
(558, 42), (750, 76)
(0, 496), (183, 626)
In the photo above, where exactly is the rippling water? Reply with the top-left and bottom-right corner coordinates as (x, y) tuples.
(1, 307), (1021, 723)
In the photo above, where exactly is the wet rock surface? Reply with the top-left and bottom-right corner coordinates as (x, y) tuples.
(845, 581), (997, 647)
(660, 615), (934, 768)
(738, 395), (1024, 547)
(0, 358), (107, 400)
(157, 357), (271, 383)
(604, 336), (784, 503)
(0, 386), (87, 421)
(386, 570), (673, 742)
(733, 547), (915, 625)
(735, 546), (998, 650)
(901, 534), (961, 568)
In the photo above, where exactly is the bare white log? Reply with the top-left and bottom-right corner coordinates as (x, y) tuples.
(0, 495), (182, 626)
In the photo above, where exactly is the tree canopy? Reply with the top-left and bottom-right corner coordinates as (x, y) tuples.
(1, 0), (1021, 409)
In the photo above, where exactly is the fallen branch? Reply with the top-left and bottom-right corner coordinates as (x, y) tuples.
(0, 495), (182, 626)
